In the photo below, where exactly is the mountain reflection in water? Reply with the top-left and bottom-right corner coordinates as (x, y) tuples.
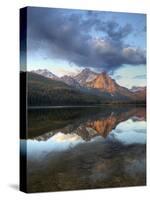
(22, 106), (146, 193)
(27, 106), (146, 141)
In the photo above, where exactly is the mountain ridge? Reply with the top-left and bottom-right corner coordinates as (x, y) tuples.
(73, 68), (98, 86)
(29, 68), (146, 104)
(31, 69), (59, 80)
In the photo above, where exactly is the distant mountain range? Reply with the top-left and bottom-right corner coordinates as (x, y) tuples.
(31, 69), (59, 80)
(26, 68), (146, 106)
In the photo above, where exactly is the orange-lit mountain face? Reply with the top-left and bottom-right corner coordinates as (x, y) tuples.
(85, 72), (146, 102)
(87, 116), (117, 138)
(86, 107), (145, 138)
(86, 72), (117, 93)
(86, 72), (133, 96)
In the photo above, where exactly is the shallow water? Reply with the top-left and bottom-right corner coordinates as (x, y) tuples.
(21, 106), (146, 192)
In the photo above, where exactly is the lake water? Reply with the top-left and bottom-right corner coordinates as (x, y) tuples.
(21, 106), (146, 192)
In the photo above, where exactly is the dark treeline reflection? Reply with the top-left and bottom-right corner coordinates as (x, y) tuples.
(26, 105), (146, 140)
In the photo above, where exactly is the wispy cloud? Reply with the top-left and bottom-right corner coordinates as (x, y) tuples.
(114, 75), (122, 80)
(133, 74), (146, 79)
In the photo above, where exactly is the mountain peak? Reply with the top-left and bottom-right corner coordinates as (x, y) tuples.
(99, 71), (110, 79)
(33, 68), (49, 73)
(31, 69), (58, 80)
(81, 68), (92, 73)
(74, 68), (98, 85)
(101, 71), (108, 76)
(86, 72), (118, 93)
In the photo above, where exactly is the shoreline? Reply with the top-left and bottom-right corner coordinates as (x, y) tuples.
(28, 104), (146, 109)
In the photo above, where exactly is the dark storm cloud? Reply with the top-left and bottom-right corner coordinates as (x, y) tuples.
(27, 7), (146, 71)
(93, 20), (133, 41)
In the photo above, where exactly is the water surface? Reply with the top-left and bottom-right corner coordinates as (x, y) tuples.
(21, 106), (146, 192)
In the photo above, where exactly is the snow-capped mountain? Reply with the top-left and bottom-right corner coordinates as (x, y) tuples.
(86, 71), (134, 99)
(74, 68), (98, 86)
(31, 69), (59, 80)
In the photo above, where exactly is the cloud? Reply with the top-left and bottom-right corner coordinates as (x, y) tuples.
(27, 7), (146, 72)
(114, 75), (122, 80)
(133, 74), (146, 79)
(94, 20), (133, 41)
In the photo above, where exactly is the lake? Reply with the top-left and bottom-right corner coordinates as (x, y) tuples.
(20, 106), (146, 192)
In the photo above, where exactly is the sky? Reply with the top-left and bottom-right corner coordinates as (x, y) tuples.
(25, 7), (146, 89)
